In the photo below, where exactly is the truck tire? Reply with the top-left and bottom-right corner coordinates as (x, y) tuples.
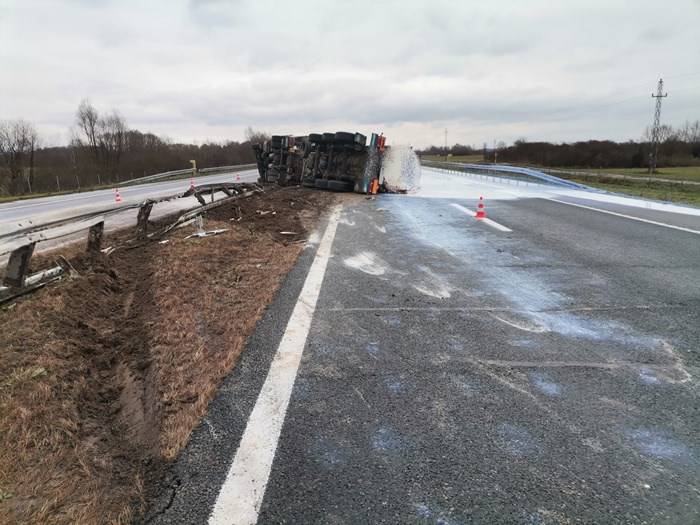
(334, 131), (355, 143)
(327, 180), (354, 192)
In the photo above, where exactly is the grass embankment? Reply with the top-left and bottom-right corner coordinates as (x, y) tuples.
(0, 187), (336, 524)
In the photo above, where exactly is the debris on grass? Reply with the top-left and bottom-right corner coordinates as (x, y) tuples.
(185, 228), (229, 239)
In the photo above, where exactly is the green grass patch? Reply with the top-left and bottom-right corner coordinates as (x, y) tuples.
(575, 166), (700, 183)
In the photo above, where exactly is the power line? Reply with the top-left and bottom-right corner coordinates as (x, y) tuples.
(648, 78), (668, 174)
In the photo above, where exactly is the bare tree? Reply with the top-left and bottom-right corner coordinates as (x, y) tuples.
(244, 126), (270, 144)
(74, 99), (127, 178)
(0, 119), (39, 194)
(677, 120), (700, 143)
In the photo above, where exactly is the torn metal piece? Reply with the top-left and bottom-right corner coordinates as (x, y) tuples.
(185, 228), (229, 239)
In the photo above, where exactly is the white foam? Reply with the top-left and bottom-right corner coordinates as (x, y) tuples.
(343, 251), (389, 276)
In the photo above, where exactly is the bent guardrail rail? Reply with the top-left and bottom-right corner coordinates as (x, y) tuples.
(121, 163), (256, 186)
(0, 181), (261, 303)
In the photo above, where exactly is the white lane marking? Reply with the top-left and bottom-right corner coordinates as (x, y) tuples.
(209, 205), (342, 525)
(548, 198), (700, 236)
(450, 203), (513, 232)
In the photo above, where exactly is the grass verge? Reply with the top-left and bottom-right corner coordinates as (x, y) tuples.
(577, 166), (700, 183)
(0, 186), (337, 524)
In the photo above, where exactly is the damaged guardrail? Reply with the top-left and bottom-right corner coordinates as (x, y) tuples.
(120, 163), (256, 187)
(0, 182), (261, 304)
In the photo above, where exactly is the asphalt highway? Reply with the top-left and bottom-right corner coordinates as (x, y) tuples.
(141, 168), (698, 523)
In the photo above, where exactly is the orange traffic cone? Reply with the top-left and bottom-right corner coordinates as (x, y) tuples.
(475, 196), (486, 219)
(114, 188), (122, 203)
(189, 178), (195, 191)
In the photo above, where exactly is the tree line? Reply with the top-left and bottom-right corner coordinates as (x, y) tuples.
(418, 120), (700, 169)
(0, 100), (267, 196)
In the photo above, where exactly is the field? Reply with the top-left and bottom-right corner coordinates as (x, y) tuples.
(420, 154), (484, 163)
(576, 166), (700, 183)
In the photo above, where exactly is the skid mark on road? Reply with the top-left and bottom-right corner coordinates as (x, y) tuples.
(208, 206), (342, 525)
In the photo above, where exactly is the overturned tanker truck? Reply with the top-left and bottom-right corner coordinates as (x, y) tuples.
(252, 131), (390, 193)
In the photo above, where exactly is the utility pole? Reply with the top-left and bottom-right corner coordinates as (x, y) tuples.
(444, 128), (448, 161)
(648, 78), (668, 174)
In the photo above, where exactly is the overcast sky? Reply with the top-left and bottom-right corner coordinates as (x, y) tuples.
(1, 0), (699, 148)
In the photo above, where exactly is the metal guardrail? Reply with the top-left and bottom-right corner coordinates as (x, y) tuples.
(0, 180), (261, 303)
(121, 163), (256, 186)
(421, 161), (591, 190)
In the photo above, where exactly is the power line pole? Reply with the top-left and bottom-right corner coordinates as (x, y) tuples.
(648, 78), (668, 174)
(444, 128), (448, 161)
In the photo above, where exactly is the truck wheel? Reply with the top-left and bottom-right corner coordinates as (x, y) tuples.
(327, 180), (354, 192)
(334, 131), (355, 143)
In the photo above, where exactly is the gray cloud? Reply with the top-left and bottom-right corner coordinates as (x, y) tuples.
(0, 0), (698, 148)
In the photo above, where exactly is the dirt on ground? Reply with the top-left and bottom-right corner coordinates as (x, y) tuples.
(0, 186), (337, 524)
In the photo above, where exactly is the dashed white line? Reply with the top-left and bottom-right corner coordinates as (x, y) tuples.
(548, 198), (700, 236)
(208, 205), (342, 525)
(450, 203), (512, 232)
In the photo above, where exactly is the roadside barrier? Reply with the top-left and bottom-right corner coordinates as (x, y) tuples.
(421, 160), (591, 190)
(0, 182), (262, 304)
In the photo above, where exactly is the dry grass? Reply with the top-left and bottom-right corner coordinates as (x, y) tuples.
(0, 187), (337, 524)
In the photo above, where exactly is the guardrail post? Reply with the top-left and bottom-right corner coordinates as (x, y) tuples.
(136, 202), (154, 239)
(87, 221), (104, 253)
(3, 243), (35, 288)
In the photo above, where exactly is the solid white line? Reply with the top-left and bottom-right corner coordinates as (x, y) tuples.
(208, 205), (342, 525)
(548, 198), (700, 236)
(450, 203), (512, 232)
